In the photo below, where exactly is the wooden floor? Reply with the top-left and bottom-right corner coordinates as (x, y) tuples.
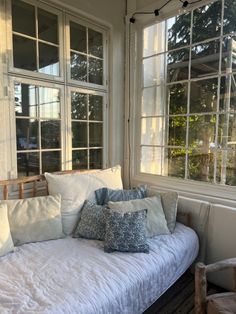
(144, 270), (225, 314)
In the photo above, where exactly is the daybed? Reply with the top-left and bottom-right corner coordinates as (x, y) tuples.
(0, 168), (199, 314)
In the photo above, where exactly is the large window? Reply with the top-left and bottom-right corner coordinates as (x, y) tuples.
(140, 0), (236, 186)
(8, 0), (108, 177)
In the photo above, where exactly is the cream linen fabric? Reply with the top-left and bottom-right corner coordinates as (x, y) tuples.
(108, 196), (170, 237)
(2, 194), (63, 246)
(45, 166), (123, 235)
(0, 204), (14, 257)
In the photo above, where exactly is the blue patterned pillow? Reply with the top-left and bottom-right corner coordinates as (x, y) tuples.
(104, 209), (149, 253)
(73, 200), (106, 240)
(95, 185), (147, 205)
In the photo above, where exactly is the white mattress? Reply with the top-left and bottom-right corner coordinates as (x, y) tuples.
(0, 223), (199, 314)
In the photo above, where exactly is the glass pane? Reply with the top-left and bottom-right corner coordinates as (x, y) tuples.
(140, 146), (162, 175)
(222, 36), (236, 73)
(167, 13), (191, 50)
(190, 78), (218, 113)
(70, 22), (86, 53)
(216, 150), (236, 185)
(39, 87), (60, 119)
(189, 114), (216, 148)
(223, 0), (236, 35)
(71, 52), (87, 81)
(17, 152), (39, 177)
(142, 86), (164, 116)
(168, 116), (186, 146)
(220, 75), (236, 111)
(16, 119), (38, 150)
(38, 8), (58, 44)
(167, 48), (189, 82)
(41, 120), (60, 149)
(71, 92), (87, 120)
(14, 83), (37, 117)
(89, 57), (103, 85)
(72, 150), (88, 169)
(13, 35), (37, 71)
(89, 95), (103, 120)
(218, 113), (236, 149)
(141, 117), (163, 145)
(192, 1), (222, 44)
(72, 122), (87, 147)
(188, 149), (214, 182)
(167, 83), (188, 115)
(143, 22), (165, 57)
(165, 148), (186, 178)
(90, 149), (102, 169)
(39, 43), (59, 76)
(88, 29), (103, 58)
(89, 123), (103, 147)
(191, 40), (220, 78)
(12, 0), (35, 37)
(143, 54), (165, 87)
(42, 151), (61, 173)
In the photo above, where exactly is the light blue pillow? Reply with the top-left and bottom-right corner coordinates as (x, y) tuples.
(95, 185), (147, 205)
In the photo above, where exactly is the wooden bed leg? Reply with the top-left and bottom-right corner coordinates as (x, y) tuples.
(195, 263), (207, 314)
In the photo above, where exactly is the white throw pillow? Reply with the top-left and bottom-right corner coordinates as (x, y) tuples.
(1, 194), (64, 246)
(0, 204), (14, 257)
(45, 165), (123, 235)
(108, 196), (170, 237)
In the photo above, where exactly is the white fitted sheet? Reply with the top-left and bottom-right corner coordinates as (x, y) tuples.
(0, 223), (199, 314)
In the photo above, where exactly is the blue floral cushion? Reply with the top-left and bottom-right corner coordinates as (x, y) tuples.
(104, 208), (149, 253)
(73, 200), (106, 240)
(95, 185), (147, 205)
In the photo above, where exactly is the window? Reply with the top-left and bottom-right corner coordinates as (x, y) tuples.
(8, 0), (108, 177)
(139, 0), (236, 186)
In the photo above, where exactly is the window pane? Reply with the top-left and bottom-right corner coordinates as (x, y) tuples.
(38, 8), (58, 44)
(16, 119), (38, 150)
(72, 122), (87, 147)
(39, 87), (60, 119)
(72, 150), (88, 169)
(221, 36), (236, 73)
(15, 83), (37, 117)
(223, 0), (236, 35)
(168, 116), (186, 146)
(188, 149), (214, 182)
(216, 150), (236, 185)
(192, 1), (222, 44)
(89, 57), (103, 85)
(165, 148), (186, 178)
(41, 120), (60, 149)
(12, 0), (35, 37)
(39, 43), (59, 76)
(143, 55), (165, 87)
(71, 92), (87, 120)
(167, 48), (189, 82)
(167, 83), (188, 115)
(71, 52), (87, 81)
(141, 117), (163, 145)
(167, 13), (190, 50)
(13, 35), (37, 71)
(88, 29), (103, 58)
(17, 152), (39, 177)
(220, 75), (236, 111)
(191, 40), (220, 78)
(189, 114), (216, 148)
(90, 149), (102, 169)
(190, 78), (218, 113)
(218, 113), (236, 148)
(89, 95), (103, 121)
(142, 86), (164, 116)
(70, 22), (86, 53)
(89, 123), (103, 147)
(140, 146), (162, 175)
(42, 151), (61, 173)
(143, 22), (165, 57)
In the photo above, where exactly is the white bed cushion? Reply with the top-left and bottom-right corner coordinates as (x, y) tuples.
(45, 165), (123, 235)
(1, 194), (63, 246)
(0, 204), (14, 257)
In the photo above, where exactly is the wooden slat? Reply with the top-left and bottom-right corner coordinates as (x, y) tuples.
(19, 182), (24, 199)
(3, 184), (8, 200)
(234, 267), (236, 292)
(32, 181), (37, 197)
(195, 263), (207, 314)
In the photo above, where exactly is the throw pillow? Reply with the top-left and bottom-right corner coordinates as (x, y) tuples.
(0, 204), (14, 257)
(45, 165), (123, 235)
(104, 208), (149, 253)
(73, 200), (106, 240)
(108, 196), (170, 237)
(95, 185), (147, 205)
(1, 194), (64, 246)
(147, 188), (178, 233)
